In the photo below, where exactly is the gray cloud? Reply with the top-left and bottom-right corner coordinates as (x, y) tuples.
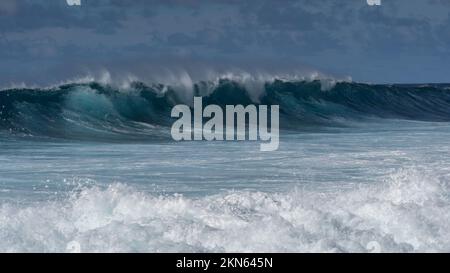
(1, 0), (450, 85)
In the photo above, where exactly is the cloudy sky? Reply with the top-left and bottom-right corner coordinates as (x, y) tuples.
(1, 0), (450, 85)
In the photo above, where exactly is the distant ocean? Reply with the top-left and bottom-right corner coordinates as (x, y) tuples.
(1, 79), (449, 252)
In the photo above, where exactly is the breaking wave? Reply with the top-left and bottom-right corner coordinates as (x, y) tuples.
(0, 168), (449, 252)
(2, 79), (450, 140)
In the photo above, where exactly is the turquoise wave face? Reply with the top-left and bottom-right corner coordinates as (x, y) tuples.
(2, 80), (450, 140)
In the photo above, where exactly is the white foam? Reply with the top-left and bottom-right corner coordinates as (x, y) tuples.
(1, 168), (448, 252)
(0, 69), (351, 101)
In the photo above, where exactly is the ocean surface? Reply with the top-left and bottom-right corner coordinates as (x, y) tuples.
(1, 79), (450, 252)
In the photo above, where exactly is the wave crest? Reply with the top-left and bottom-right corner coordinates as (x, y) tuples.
(2, 80), (450, 140)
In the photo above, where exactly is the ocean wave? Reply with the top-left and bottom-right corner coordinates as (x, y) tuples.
(0, 168), (448, 252)
(2, 79), (450, 140)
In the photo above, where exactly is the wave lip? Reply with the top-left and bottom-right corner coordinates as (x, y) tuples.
(2, 80), (450, 140)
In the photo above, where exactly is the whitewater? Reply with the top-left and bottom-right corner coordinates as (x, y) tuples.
(1, 79), (450, 252)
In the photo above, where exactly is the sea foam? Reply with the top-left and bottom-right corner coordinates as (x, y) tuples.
(0, 168), (448, 253)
